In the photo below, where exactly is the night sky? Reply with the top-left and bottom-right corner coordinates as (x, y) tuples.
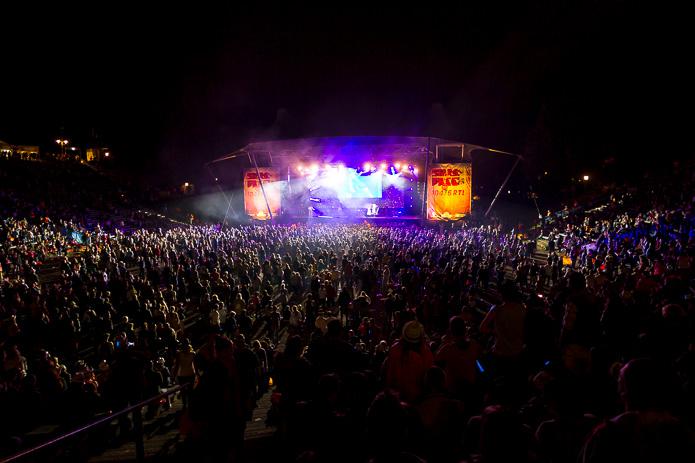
(0, 3), (682, 186)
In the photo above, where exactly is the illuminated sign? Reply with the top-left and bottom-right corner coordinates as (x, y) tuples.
(426, 163), (472, 220)
(244, 168), (282, 220)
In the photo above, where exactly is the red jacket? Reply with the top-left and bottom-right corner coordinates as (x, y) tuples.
(383, 340), (433, 403)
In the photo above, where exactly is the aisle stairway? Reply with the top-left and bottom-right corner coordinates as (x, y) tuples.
(85, 390), (275, 463)
(83, 327), (284, 462)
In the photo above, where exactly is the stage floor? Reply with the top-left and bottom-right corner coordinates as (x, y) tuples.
(274, 215), (424, 224)
(312, 215), (420, 220)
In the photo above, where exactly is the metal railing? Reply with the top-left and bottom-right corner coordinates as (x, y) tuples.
(0, 384), (188, 463)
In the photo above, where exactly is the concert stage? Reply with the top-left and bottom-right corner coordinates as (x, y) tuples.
(206, 136), (518, 223)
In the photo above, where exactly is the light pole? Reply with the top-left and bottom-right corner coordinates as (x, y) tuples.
(55, 138), (69, 159)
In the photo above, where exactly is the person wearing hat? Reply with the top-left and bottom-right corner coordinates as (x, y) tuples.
(382, 320), (433, 403)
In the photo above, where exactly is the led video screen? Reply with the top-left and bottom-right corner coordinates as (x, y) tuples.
(342, 168), (382, 199)
(315, 167), (382, 199)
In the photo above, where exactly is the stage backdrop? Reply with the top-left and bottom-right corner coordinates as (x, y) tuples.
(244, 168), (282, 220)
(427, 163), (472, 220)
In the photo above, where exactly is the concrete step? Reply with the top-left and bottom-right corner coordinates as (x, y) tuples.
(244, 391), (275, 441)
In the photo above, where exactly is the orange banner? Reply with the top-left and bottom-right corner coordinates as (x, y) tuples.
(426, 163), (472, 220)
(244, 168), (282, 220)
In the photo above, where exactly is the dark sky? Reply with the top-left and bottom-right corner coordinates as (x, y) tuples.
(0, 2), (683, 185)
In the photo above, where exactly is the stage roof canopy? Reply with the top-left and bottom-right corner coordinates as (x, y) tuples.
(208, 136), (473, 165)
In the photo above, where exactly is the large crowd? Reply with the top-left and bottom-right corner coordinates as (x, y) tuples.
(1, 160), (694, 462)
